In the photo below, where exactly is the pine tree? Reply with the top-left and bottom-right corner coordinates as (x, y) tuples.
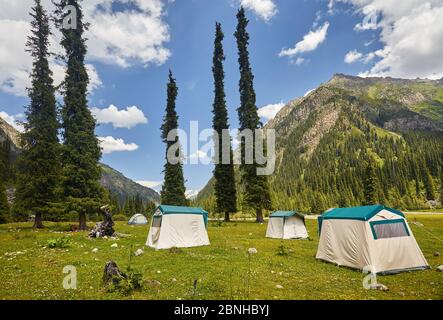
(364, 161), (378, 205)
(55, 0), (103, 230)
(234, 7), (272, 222)
(160, 71), (187, 206)
(15, 0), (60, 228)
(440, 166), (443, 207)
(109, 193), (121, 214)
(423, 168), (436, 200)
(134, 194), (144, 213)
(212, 23), (237, 221)
(145, 200), (156, 215)
(0, 140), (9, 182)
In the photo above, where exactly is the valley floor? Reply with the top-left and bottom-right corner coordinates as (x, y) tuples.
(0, 214), (442, 300)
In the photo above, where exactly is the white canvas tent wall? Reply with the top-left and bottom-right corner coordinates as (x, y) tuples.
(146, 205), (210, 250)
(128, 214), (148, 225)
(316, 205), (429, 274)
(266, 211), (309, 240)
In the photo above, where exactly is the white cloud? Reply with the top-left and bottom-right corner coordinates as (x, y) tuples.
(344, 50), (363, 63)
(85, 0), (171, 67)
(239, 0), (278, 21)
(0, 0), (171, 96)
(0, 18), (102, 96)
(136, 180), (163, 191)
(328, 0), (335, 14)
(86, 64), (103, 92)
(258, 102), (285, 121)
(279, 22), (330, 58)
(0, 111), (25, 132)
(344, 49), (383, 64)
(353, 5), (378, 31)
(91, 104), (148, 129)
(0, 19), (32, 96)
(338, 0), (443, 79)
(98, 136), (139, 154)
(295, 57), (305, 65)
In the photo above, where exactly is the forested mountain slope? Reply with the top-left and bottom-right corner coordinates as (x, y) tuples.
(195, 74), (443, 213)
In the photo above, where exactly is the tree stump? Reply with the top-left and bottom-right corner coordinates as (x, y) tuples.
(89, 205), (115, 238)
(103, 261), (127, 286)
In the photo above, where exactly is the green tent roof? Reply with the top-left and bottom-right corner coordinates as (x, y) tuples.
(321, 205), (404, 221)
(157, 205), (208, 215)
(156, 205), (208, 227)
(270, 211), (305, 219)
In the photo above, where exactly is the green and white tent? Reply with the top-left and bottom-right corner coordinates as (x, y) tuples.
(128, 214), (148, 225)
(266, 211), (309, 240)
(316, 205), (429, 274)
(146, 205), (210, 250)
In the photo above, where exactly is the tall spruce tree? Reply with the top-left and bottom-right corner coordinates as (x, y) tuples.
(15, 0), (60, 228)
(234, 7), (271, 222)
(212, 23), (237, 221)
(55, 0), (103, 230)
(160, 71), (187, 206)
(363, 161), (377, 205)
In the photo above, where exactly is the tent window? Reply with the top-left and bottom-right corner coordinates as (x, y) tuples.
(152, 216), (162, 228)
(370, 219), (410, 240)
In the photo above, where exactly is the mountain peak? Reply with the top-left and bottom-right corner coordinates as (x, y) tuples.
(0, 116), (21, 148)
(328, 73), (443, 86)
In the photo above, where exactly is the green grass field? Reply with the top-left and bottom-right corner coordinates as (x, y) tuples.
(0, 214), (442, 300)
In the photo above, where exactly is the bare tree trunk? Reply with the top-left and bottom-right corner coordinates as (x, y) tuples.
(79, 212), (87, 231)
(256, 208), (264, 223)
(224, 212), (230, 222)
(33, 212), (44, 229)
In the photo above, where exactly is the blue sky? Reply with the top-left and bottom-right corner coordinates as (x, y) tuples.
(1, 0), (442, 195)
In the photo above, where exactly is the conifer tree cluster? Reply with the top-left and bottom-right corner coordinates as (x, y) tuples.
(268, 110), (443, 213)
(0, 141), (11, 223)
(109, 194), (155, 216)
(0, 175), (9, 224)
(10, 0), (103, 228)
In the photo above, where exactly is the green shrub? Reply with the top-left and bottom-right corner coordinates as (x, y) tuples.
(107, 268), (143, 295)
(209, 220), (226, 228)
(276, 242), (289, 256)
(113, 214), (128, 222)
(45, 237), (71, 249)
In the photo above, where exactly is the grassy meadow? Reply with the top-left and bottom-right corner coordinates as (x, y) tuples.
(0, 214), (442, 300)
